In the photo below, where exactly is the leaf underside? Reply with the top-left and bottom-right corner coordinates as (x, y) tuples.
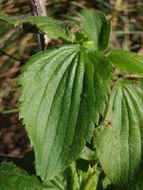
(19, 45), (112, 180)
(94, 79), (143, 187)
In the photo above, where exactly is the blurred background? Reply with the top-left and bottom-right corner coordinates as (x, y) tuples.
(0, 0), (143, 158)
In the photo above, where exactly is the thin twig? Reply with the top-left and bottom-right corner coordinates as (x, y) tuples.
(0, 49), (22, 63)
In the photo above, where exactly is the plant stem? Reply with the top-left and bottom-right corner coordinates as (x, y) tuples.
(29, 0), (50, 50)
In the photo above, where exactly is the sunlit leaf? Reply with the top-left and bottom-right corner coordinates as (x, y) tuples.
(107, 50), (143, 75)
(19, 45), (112, 180)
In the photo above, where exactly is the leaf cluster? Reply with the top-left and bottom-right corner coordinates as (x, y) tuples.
(1, 9), (143, 190)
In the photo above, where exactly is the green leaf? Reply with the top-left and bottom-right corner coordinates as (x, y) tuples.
(0, 11), (74, 41)
(126, 171), (143, 190)
(45, 172), (66, 190)
(45, 162), (79, 190)
(0, 12), (20, 26)
(80, 9), (111, 51)
(64, 162), (80, 190)
(79, 147), (96, 161)
(19, 45), (112, 180)
(107, 50), (143, 75)
(24, 16), (74, 41)
(0, 162), (47, 190)
(79, 165), (99, 190)
(94, 79), (143, 187)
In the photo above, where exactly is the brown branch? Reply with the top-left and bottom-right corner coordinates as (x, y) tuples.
(30, 0), (47, 16)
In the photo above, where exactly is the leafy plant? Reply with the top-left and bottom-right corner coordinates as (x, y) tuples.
(1, 8), (143, 190)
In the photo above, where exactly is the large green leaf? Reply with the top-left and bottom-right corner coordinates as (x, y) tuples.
(94, 79), (143, 187)
(80, 10), (111, 51)
(0, 11), (73, 41)
(0, 162), (47, 190)
(107, 50), (143, 75)
(19, 45), (112, 180)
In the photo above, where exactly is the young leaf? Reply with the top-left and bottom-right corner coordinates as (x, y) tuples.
(107, 50), (143, 75)
(79, 166), (99, 190)
(64, 162), (80, 190)
(19, 45), (112, 180)
(94, 79), (143, 187)
(80, 9), (111, 51)
(0, 162), (47, 190)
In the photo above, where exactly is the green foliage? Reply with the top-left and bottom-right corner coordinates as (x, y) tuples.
(0, 11), (74, 41)
(107, 50), (143, 75)
(45, 171), (66, 190)
(0, 162), (47, 190)
(19, 45), (112, 180)
(94, 79), (143, 188)
(80, 9), (111, 51)
(24, 16), (74, 41)
(0, 12), (20, 26)
(79, 165), (99, 190)
(1, 7), (143, 190)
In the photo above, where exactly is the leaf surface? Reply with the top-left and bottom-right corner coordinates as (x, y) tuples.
(80, 10), (111, 51)
(107, 50), (143, 75)
(0, 11), (73, 41)
(0, 12), (20, 26)
(94, 79), (143, 187)
(19, 45), (112, 180)
(79, 166), (99, 190)
(25, 16), (73, 41)
(0, 162), (47, 190)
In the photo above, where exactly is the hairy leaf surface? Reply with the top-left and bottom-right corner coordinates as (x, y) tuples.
(80, 10), (111, 51)
(19, 45), (112, 180)
(25, 16), (73, 41)
(0, 162), (47, 190)
(0, 11), (73, 41)
(107, 50), (143, 75)
(94, 79), (143, 187)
